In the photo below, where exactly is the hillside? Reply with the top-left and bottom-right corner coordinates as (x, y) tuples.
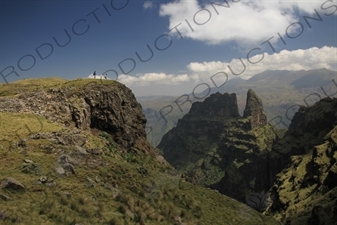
(267, 97), (337, 224)
(157, 86), (337, 225)
(0, 78), (279, 225)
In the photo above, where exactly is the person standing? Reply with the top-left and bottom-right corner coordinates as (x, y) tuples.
(93, 71), (96, 79)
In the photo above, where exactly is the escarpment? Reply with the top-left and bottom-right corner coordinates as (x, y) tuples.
(157, 89), (277, 201)
(0, 79), (149, 151)
(0, 78), (281, 225)
(158, 86), (337, 224)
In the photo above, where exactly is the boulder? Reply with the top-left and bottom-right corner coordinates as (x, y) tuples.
(75, 145), (87, 155)
(1, 177), (25, 190)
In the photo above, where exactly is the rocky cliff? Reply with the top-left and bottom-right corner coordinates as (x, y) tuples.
(243, 89), (267, 128)
(267, 97), (337, 225)
(157, 89), (277, 201)
(158, 86), (337, 225)
(0, 78), (279, 225)
(0, 79), (149, 152)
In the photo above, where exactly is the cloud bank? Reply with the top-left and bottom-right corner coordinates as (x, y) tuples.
(117, 46), (337, 88)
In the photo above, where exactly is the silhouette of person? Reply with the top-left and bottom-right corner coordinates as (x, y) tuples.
(93, 71), (96, 79)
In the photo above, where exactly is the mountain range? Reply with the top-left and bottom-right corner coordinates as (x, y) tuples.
(0, 69), (336, 224)
(140, 68), (336, 147)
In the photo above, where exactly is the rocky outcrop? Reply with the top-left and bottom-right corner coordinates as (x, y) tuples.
(243, 89), (267, 128)
(1, 177), (25, 190)
(266, 97), (337, 224)
(0, 80), (148, 151)
(188, 92), (240, 118)
(158, 90), (277, 202)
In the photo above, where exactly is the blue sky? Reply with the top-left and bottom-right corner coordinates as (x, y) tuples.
(0, 0), (336, 96)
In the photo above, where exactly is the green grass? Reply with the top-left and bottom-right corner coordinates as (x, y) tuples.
(0, 111), (279, 225)
(0, 77), (67, 97)
(0, 77), (118, 98)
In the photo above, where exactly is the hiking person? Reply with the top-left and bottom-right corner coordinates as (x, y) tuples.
(93, 71), (96, 79)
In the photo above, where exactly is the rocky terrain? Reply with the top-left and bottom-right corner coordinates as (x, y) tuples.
(267, 97), (337, 224)
(157, 90), (278, 201)
(0, 78), (279, 225)
(158, 88), (337, 225)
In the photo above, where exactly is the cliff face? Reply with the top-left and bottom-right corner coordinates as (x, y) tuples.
(0, 79), (148, 151)
(0, 78), (281, 225)
(243, 89), (267, 128)
(157, 90), (277, 201)
(267, 97), (337, 225)
(158, 87), (337, 224)
(188, 92), (240, 118)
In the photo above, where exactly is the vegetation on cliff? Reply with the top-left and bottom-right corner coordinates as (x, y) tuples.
(0, 78), (279, 225)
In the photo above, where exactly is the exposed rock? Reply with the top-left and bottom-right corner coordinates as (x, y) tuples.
(23, 159), (33, 164)
(85, 177), (96, 188)
(158, 89), (276, 202)
(58, 154), (77, 165)
(55, 167), (65, 175)
(0, 194), (11, 201)
(1, 177), (25, 190)
(75, 145), (87, 155)
(17, 139), (27, 148)
(62, 163), (76, 175)
(38, 176), (48, 184)
(0, 81), (150, 151)
(21, 160), (42, 175)
(188, 92), (240, 118)
(46, 181), (57, 187)
(267, 97), (337, 224)
(243, 89), (267, 128)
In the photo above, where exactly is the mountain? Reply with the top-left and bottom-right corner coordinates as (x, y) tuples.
(157, 90), (279, 201)
(141, 68), (336, 147)
(157, 86), (337, 224)
(203, 68), (336, 115)
(0, 78), (279, 225)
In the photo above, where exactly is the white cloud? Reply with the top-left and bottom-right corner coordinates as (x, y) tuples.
(159, 0), (332, 45)
(143, 1), (154, 10)
(187, 46), (337, 80)
(116, 46), (336, 90)
(118, 72), (191, 87)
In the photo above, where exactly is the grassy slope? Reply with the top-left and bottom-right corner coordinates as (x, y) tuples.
(0, 79), (279, 225)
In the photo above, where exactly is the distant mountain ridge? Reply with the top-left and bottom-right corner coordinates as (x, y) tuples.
(141, 68), (336, 147)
